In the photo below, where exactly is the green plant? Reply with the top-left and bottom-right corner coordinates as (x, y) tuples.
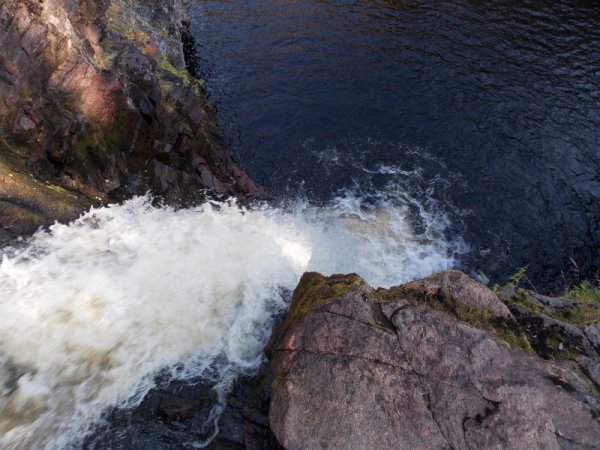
(565, 280), (600, 305)
(475, 270), (489, 286)
(503, 290), (545, 314)
(506, 266), (528, 288)
(496, 329), (534, 355)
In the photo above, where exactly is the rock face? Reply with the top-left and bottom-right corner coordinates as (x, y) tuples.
(0, 0), (265, 241)
(268, 270), (600, 449)
(86, 372), (282, 450)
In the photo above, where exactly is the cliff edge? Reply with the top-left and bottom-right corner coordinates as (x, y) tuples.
(268, 270), (600, 449)
(0, 0), (265, 243)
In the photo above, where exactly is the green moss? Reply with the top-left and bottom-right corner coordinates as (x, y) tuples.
(565, 280), (600, 305)
(496, 329), (534, 355)
(106, 4), (150, 47)
(502, 283), (600, 327)
(271, 377), (282, 389)
(156, 53), (191, 86)
(453, 301), (493, 327)
(419, 289), (494, 330)
(95, 51), (109, 69)
(70, 126), (104, 172)
(581, 379), (600, 395)
(0, 200), (46, 230)
(553, 305), (600, 327)
(0, 163), (88, 224)
(192, 79), (205, 99)
(544, 335), (579, 361)
(0, 136), (30, 157)
(155, 53), (205, 99)
(417, 288), (535, 355)
(179, 120), (193, 135)
(366, 318), (395, 334)
(285, 272), (363, 328)
(503, 289), (545, 314)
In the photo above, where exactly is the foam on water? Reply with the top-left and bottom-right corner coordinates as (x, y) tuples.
(0, 192), (461, 449)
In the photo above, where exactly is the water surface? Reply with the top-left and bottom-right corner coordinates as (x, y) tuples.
(2, 1), (600, 446)
(190, 0), (600, 287)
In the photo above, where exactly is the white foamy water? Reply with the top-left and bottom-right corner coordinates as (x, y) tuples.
(0, 193), (460, 449)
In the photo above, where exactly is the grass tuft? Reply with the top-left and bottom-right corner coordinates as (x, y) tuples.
(565, 280), (600, 305)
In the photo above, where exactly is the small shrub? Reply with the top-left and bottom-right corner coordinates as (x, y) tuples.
(565, 280), (600, 305)
(506, 266), (528, 288)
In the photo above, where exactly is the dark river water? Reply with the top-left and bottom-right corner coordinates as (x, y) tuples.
(189, 0), (600, 289)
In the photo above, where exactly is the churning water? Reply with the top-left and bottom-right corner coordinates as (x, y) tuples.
(0, 186), (459, 448)
(191, 0), (600, 287)
(6, 0), (600, 446)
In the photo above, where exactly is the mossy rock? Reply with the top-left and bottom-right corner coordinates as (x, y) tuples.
(424, 291), (534, 355)
(0, 200), (47, 234)
(285, 272), (364, 328)
(542, 334), (581, 361)
(0, 163), (90, 235)
(553, 304), (600, 327)
(495, 328), (534, 355)
(503, 289), (546, 315)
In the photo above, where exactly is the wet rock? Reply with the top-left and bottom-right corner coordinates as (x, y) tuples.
(158, 394), (197, 421)
(269, 271), (600, 449)
(0, 0), (267, 242)
(86, 372), (282, 450)
(0, 163), (90, 237)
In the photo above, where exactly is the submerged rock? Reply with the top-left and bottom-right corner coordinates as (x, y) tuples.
(0, 0), (266, 240)
(268, 270), (600, 449)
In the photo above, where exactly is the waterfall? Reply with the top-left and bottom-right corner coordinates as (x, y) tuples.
(0, 190), (460, 449)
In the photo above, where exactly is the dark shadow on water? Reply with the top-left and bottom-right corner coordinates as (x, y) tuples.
(189, 0), (600, 291)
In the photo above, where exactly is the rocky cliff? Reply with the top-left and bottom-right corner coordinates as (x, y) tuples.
(268, 270), (600, 449)
(0, 0), (265, 243)
(3, 2), (600, 449)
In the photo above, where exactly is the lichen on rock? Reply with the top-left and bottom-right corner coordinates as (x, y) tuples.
(268, 270), (600, 449)
(0, 0), (265, 241)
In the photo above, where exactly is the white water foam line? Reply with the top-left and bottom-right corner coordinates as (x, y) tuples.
(0, 193), (462, 448)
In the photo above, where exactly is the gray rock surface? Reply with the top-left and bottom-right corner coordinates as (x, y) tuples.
(268, 271), (600, 449)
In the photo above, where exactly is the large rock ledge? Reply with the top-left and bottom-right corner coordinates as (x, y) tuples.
(267, 270), (600, 449)
(0, 0), (265, 242)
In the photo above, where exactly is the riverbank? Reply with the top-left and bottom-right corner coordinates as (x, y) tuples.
(0, 0), (265, 245)
(267, 270), (600, 448)
(1, 1), (599, 449)
(87, 268), (600, 449)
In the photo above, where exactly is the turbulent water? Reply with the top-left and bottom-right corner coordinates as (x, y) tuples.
(4, 0), (600, 447)
(191, 0), (600, 287)
(0, 186), (459, 448)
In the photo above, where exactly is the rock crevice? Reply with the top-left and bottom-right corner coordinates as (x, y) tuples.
(268, 270), (600, 449)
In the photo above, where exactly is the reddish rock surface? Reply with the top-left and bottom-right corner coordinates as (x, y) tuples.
(268, 271), (600, 449)
(0, 0), (266, 242)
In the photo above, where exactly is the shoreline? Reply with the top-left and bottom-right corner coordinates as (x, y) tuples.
(1, 1), (599, 449)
